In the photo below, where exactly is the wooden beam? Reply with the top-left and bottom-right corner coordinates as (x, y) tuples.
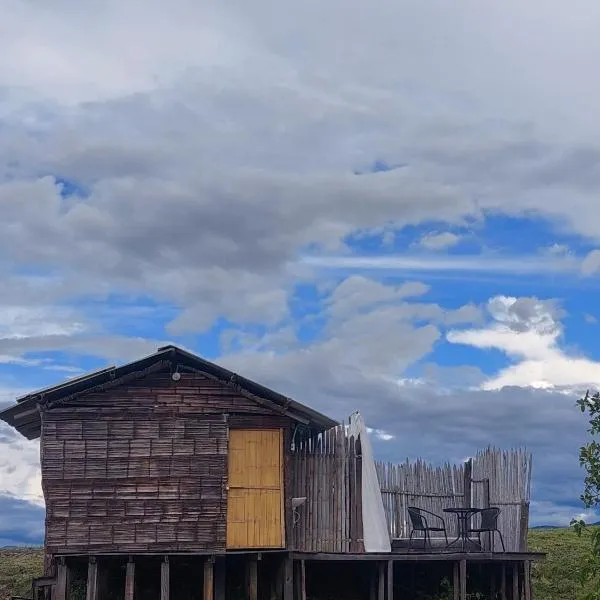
(459, 559), (467, 600)
(463, 459), (473, 508)
(377, 562), (385, 600)
(247, 557), (258, 600)
(518, 503), (529, 552)
(482, 479), (491, 551)
(214, 557), (226, 600)
(386, 560), (393, 600)
(203, 558), (214, 600)
(85, 558), (98, 600)
(161, 557), (169, 600)
(453, 562), (459, 600)
(55, 559), (69, 600)
(283, 556), (293, 600)
(124, 558), (135, 600)
(512, 564), (519, 600)
(299, 560), (307, 600)
(524, 561), (531, 600)
(501, 565), (507, 600)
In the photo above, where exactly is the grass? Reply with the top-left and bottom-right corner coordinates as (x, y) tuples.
(529, 526), (597, 600)
(0, 548), (44, 600)
(0, 528), (597, 600)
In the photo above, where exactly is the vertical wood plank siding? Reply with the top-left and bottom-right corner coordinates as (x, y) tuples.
(41, 372), (287, 555)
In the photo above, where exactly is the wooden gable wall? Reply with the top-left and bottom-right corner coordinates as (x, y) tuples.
(40, 371), (293, 556)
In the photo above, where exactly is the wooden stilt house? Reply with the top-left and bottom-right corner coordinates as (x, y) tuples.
(0, 345), (544, 600)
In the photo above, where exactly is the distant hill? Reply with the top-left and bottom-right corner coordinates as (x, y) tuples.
(531, 521), (600, 530)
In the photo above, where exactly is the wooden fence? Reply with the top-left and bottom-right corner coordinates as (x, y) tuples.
(471, 447), (532, 552)
(376, 459), (465, 540)
(290, 425), (364, 553)
(376, 447), (532, 552)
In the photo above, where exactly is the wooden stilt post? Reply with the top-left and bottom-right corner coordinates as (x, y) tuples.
(501, 565), (507, 600)
(124, 558), (135, 600)
(512, 564), (519, 600)
(453, 562), (459, 600)
(386, 561), (393, 600)
(203, 557), (214, 600)
(377, 562), (385, 600)
(160, 557), (169, 600)
(283, 557), (293, 600)
(247, 557), (258, 600)
(490, 564), (497, 600)
(214, 557), (226, 600)
(459, 559), (467, 600)
(86, 558), (98, 600)
(55, 558), (68, 600)
(299, 560), (307, 600)
(524, 561), (532, 600)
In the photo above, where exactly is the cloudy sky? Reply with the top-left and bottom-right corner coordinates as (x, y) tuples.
(2, 0), (600, 544)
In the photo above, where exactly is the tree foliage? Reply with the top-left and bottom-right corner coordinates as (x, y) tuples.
(570, 390), (600, 600)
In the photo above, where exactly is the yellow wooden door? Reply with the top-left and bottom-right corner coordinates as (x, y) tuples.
(226, 428), (284, 549)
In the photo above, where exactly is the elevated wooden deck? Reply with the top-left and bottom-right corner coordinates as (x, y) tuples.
(291, 550), (545, 562)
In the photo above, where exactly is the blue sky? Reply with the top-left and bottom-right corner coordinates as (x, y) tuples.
(2, 0), (600, 545)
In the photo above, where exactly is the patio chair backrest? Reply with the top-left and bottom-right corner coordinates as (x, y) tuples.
(407, 506), (427, 530)
(479, 507), (501, 530)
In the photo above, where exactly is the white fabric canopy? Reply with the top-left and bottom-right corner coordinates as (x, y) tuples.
(348, 411), (391, 553)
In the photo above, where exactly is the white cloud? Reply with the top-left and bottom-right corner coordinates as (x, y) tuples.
(3, 0), (600, 533)
(416, 231), (462, 251)
(581, 249), (600, 276)
(0, 422), (43, 507)
(302, 253), (580, 276)
(448, 295), (600, 391)
(0, 306), (85, 340)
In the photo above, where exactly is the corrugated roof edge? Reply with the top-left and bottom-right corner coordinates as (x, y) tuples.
(0, 345), (338, 439)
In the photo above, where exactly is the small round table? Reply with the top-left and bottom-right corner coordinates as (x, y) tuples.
(443, 508), (482, 552)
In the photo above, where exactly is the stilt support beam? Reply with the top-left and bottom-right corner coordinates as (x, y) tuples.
(453, 562), (459, 600)
(377, 562), (385, 600)
(55, 559), (69, 600)
(161, 557), (169, 600)
(125, 558), (135, 600)
(247, 557), (258, 600)
(459, 558), (467, 600)
(86, 558), (98, 600)
(296, 560), (307, 600)
(204, 557), (214, 600)
(283, 556), (293, 600)
(386, 560), (393, 600)
(524, 561), (532, 600)
(512, 564), (519, 600)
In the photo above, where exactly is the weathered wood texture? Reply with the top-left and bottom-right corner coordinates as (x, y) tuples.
(41, 372), (286, 555)
(471, 449), (532, 553)
(376, 448), (532, 552)
(376, 459), (465, 540)
(291, 425), (364, 553)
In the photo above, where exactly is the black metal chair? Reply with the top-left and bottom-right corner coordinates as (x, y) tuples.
(468, 507), (506, 552)
(407, 506), (448, 552)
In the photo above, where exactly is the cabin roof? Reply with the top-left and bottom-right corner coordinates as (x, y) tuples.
(0, 344), (338, 440)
